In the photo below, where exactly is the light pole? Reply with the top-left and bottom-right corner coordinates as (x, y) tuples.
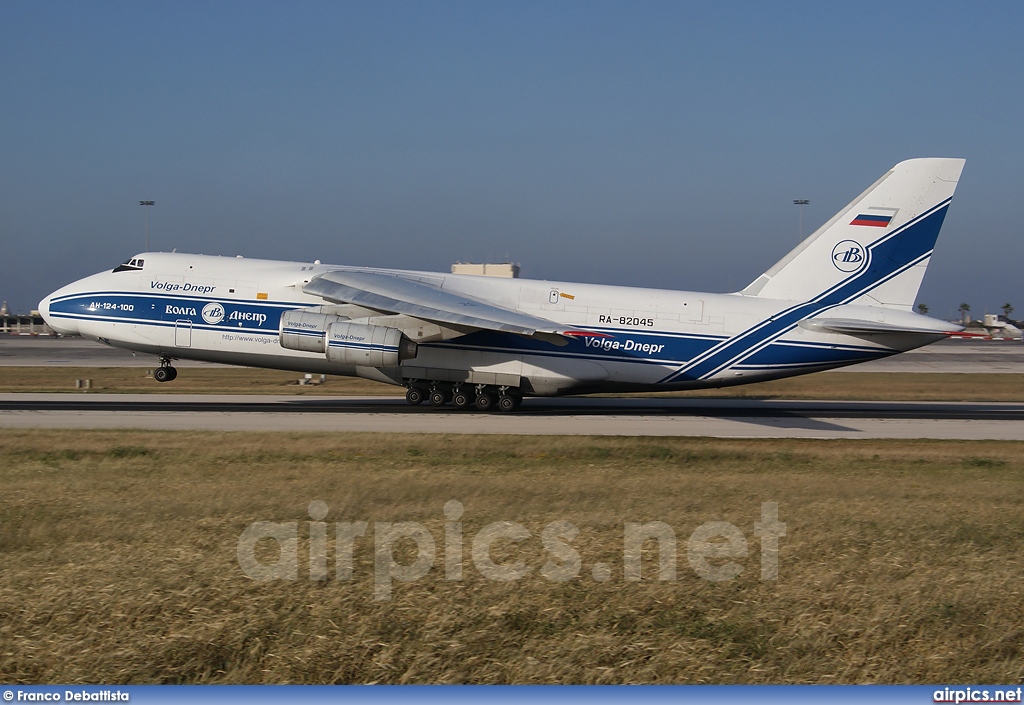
(139, 200), (155, 251)
(793, 199), (809, 240)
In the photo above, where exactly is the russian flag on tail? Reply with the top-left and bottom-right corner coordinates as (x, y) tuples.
(850, 213), (893, 227)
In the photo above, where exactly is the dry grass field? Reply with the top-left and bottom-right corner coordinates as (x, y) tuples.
(1, 430), (1022, 684)
(2, 366), (1024, 401)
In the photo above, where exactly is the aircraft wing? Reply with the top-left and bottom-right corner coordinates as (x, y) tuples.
(303, 270), (580, 339)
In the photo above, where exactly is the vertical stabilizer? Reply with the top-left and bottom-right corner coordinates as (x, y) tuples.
(741, 158), (965, 308)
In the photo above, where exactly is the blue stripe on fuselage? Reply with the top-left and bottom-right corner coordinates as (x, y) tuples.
(421, 328), (892, 372)
(425, 328), (718, 366)
(47, 292), (306, 336)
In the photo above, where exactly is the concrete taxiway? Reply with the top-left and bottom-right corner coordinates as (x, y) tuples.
(2, 394), (1023, 439)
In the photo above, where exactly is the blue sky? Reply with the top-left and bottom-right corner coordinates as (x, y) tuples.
(2, 1), (1021, 320)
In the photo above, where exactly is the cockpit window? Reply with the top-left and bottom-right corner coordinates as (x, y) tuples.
(112, 257), (145, 273)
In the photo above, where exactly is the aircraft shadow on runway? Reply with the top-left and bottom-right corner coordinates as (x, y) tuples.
(3, 397), (1022, 432)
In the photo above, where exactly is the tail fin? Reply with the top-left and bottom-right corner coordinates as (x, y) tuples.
(741, 158), (965, 309)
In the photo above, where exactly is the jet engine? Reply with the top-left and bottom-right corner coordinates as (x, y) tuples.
(279, 310), (417, 368)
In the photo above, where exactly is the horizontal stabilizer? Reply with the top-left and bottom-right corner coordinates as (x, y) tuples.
(799, 318), (962, 336)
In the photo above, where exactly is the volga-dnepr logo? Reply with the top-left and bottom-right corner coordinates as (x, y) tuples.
(831, 240), (867, 273)
(202, 302), (225, 325)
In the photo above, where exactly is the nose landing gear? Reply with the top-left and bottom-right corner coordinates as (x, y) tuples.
(153, 356), (178, 383)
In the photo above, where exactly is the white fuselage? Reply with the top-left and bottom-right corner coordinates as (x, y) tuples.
(40, 252), (925, 396)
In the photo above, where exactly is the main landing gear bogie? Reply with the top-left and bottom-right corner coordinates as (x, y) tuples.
(496, 394), (519, 412)
(405, 387), (426, 405)
(404, 382), (522, 412)
(429, 388), (451, 407)
(474, 390), (497, 412)
(451, 388), (472, 409)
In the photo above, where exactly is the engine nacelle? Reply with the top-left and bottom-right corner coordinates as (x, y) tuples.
(326, 321), (417, 368)
(279, 310), (334, 353)
(279, 310), (417, 368)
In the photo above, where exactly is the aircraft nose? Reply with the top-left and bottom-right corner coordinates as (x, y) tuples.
(39, 291), (78, 336)
(38, 293), (51, 322)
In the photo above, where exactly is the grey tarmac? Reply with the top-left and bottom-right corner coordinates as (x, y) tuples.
(2, 393), (1023, 440)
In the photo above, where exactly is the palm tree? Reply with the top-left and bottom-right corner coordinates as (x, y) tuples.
(958, 302), (971, 324)
(917, 303), (929, 315)
(1002, 302), (1014, 320)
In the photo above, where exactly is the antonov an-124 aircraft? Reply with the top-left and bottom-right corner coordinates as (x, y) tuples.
(41, 158), (965, 411)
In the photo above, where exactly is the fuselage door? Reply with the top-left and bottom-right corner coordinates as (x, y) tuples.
(174, 320), (192, 347)
(687, 299), (705, 323)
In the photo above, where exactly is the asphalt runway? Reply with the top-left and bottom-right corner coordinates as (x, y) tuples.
(2, 335), (1023, 372)
(3, 393), (1023, 439)
(3, 335), (1022, 439)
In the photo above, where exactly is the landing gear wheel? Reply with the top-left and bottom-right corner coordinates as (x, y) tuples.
(497, 394), (519, 412)
(429, 389), (450, 407)
(406, 387), (426, 405)
(451, 389), (472, 409)
(154, 366), (176, 383)
(474, 391), (497, 412)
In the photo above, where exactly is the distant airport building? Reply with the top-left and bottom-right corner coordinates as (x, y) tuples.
(980, 314), (1023, 340)
(2, 309), (53, 335)
(450, 262), (520, 278)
